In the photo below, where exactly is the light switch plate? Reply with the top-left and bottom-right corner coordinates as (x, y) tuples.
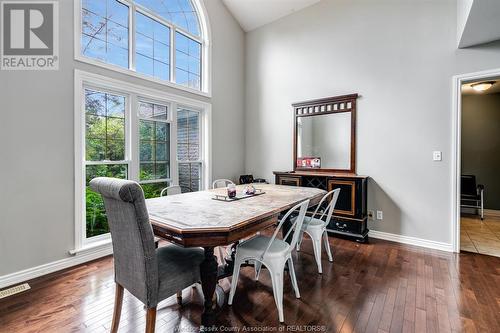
(433, 151), (442, 161)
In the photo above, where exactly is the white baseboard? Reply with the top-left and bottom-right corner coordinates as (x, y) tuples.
(0, 243), (112, 289)
(369, 230), (454, 252)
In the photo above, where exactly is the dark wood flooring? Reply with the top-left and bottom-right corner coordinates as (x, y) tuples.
(1, 237), (500, 332)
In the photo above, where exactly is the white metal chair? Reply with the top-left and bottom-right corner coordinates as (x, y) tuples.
(160, 185), (182, 197)
(294, 188), (340, 274)
(212, 179), (235, 189)
(228, 199), (310, 323)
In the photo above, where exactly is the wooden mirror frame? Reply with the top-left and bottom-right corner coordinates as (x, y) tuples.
(293, 94), (358, 173)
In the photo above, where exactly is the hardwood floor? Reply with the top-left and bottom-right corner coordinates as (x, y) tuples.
(1, 237), (500, 332)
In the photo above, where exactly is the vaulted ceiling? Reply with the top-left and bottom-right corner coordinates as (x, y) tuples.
(222, 0), (320, 32)
(458, 0), (500, 48)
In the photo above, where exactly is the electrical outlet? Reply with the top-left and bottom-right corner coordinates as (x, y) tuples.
(376, 210), (383, 220)
(433, 151), (442, 161)
(368, 210), (374, 220)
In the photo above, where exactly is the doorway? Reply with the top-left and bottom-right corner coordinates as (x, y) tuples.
(452, 68), (500, 256)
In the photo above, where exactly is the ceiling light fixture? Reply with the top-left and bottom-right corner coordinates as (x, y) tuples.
(471, 81), (495, 92)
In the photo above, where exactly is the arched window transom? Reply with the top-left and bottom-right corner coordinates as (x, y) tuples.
(80, 0), (206, 91)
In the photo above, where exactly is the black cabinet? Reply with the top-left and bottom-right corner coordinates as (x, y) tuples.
(274, 171), (368, 242)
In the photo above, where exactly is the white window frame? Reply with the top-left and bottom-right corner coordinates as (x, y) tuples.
(74, 0), (212, 97)
(73, 69), (212, 252)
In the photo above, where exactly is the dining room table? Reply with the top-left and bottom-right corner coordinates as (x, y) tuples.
(145, 183), (326, 328)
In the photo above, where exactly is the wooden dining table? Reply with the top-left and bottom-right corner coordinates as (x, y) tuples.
(146, 184), (325, 328)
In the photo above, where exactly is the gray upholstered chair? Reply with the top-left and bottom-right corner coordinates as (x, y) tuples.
(89, 177), (204, 333)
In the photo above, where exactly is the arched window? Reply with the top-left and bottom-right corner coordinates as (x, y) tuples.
(80, 0), (208, 92)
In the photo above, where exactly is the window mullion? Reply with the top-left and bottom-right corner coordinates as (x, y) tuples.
(171, 102), (179, 186)
(171, 27), (176, 83)
(129, 94), (140, 182)
(130, 3), (136, 71)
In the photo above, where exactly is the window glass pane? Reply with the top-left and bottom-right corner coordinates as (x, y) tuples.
(177, 108), (200, 191)
(106, 94), (125, 118)
(154, 61), (169, 81)
(107, 44), (129, 68)
(156, 122), (168, 140)
(135, 12), (171, 81)
(154, 41), (169, 63)
(140, 162), (155, 180)
(140, 141), (154, 161)
(83, 0), (106, 15)
(107, 140), (125, 160)
(86, 164), (127, 238)
(107, 21), (128, 48)
(139, 102), (170, 181)
(153, 104), (168, 121)
(135, 0), (201, 37)
(156, 162), (169, 179)
(139, 102), (168, 121)
(175, 32), (201, 90)
(82, 0), (129, 68)
(136, 54), (154, 77)
(107, 0), (129, 26)
(81, 35), (106, 62)
(178, 163), (200, 192)
(86, 138), (106, 161)
(85, 89), (126, 161)
(139, 102), (154, 118)
(188, 73), (200, 90)
(85, 90), (106, 116)
(140, 119), (154, 139)
(136, 32), (154, 58)
(156, 142), (168, 161)
(82, 9), (106, 40)
(86, 115), (106, 138)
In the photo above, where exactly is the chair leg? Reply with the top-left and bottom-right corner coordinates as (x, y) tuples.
(228, 261), (242, 305)
(111, 283), (124, 333)
(480, 192), (484, 220)
(287, 257), (300, 299)
(176, 291), (182, 305)
(145, 307), (157, 333)
(269, 268), (284, 323)
(255, 261), (262, 281)
(323, 231), (333, 262)
(311, 236), (323, 274)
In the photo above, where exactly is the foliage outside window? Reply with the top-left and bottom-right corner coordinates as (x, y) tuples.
(81, 0), (203, 91)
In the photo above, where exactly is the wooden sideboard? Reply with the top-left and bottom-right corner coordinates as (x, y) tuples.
(274, 171), (369, 242)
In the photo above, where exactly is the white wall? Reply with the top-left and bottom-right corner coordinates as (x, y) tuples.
(244, 0), (500, 245)
(0, 0), (245, 277)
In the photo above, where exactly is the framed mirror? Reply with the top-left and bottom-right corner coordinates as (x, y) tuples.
(293, 94), (358, 173)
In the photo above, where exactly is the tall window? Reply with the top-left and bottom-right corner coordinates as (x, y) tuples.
(77, 72), (210, 244)
(177, 108), (201, 192)
(80, 0), (205, 91)
(139, 101), (171, 198)
(84, 89), (128, 238)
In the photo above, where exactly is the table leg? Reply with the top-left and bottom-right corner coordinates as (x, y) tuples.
(200, 247), (218, 329)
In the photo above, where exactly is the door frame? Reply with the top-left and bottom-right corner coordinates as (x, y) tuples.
(451, 67), (500, 252)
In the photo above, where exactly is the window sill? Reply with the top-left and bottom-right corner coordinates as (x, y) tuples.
(69, 238), (112, 256)
(75, 55), (211, 99)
